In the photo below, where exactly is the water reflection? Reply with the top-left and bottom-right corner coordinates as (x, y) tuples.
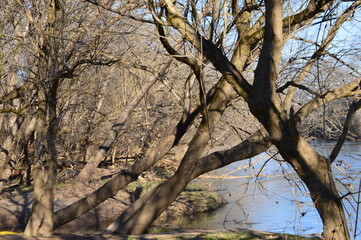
(186, 141), (361, 237)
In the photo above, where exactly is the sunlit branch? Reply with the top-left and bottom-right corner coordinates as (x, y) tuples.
(329, 99), (361, 163)
(295, 77), (361, 122)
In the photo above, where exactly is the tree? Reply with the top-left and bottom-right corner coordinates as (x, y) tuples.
(1, 0), (120, 235)
(1, 0), (360, 239)
(102, 1), (361, 239)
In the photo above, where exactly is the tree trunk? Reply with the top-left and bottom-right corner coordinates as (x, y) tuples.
(267, 136), (350, 239)
(105, 77), (235, 234)
(24, 78), (59, 237)
(105, 129), (271, 234)
(53, 106), (198, 229)
(24, 0), (62, 236)
(24, 85), (54, 236)
(248, 1), (350, 239)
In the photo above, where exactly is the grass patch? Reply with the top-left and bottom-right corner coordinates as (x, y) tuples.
(1, 184), (34, 193)
(124, 180), (164, 192)
(146, 226), (174, 234)
(186, 183), (207, 191)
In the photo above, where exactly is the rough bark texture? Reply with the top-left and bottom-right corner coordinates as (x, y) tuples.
(105, 77), (235, 234)
(120, 0), (354, 237)
(248, 1), (350, 239)
(24, 0), (62, 236)
(24, 85), (51, 236)
(53, 106), (198, 229)
(15, 0), (357, 238)
(103, 0), (343, 236)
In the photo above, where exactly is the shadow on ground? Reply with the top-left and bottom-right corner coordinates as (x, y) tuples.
(0, 228), (318, 240)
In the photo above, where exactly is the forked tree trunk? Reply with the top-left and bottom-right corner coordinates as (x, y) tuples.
(105, 77), (235, 234)
(53, 106), (198, 229)
(248, 1), (350, 239)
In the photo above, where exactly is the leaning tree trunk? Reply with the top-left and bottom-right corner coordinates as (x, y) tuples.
(105, 77), (235, 234)
(53, 105), (199, 229)
(105, 129), (271, 235)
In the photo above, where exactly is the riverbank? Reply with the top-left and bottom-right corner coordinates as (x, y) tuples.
(0, 228), (318, 239)
(0, 169), (225, 233)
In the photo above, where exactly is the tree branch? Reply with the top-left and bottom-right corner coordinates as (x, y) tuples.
(0, 83), (34, 105)
(329, 99), (361, 163)
(277, 81), (321, 97)
(295, 77), (361, 122)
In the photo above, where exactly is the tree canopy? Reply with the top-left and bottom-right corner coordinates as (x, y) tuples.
(1, 0), (361, 239)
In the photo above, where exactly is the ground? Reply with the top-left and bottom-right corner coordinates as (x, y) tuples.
(0, 167), (317, 240)
(0, 167), (225, 234)
(0, 228), (318, 239)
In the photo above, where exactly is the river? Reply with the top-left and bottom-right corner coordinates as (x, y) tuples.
(184, 141), (361, 238)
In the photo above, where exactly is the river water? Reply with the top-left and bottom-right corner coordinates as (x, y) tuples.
(185, 141), (361, 238)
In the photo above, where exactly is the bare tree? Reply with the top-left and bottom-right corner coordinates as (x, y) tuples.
(102, 1), (361, 239)
(1, 0), (121, 235)
(1, 0), (360, 239)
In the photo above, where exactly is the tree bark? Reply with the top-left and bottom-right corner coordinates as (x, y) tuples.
(105, 77), (235, 234)
(24, 0), (62, 236)
(283, 138), (350, 240)
(53, 106), (198, 229)
(24, 85), (52, 236)
(248, 1), (350, 239)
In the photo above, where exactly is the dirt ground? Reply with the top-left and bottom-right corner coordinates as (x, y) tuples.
(0, 228), (317, 239)
(0, 168), (225, 235)
(0, 168), (316, 240)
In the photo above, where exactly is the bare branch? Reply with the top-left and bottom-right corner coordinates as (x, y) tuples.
(329, 99), (361, 162)
(277, 81), (321, 97)
(295, 77), (361, 122)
